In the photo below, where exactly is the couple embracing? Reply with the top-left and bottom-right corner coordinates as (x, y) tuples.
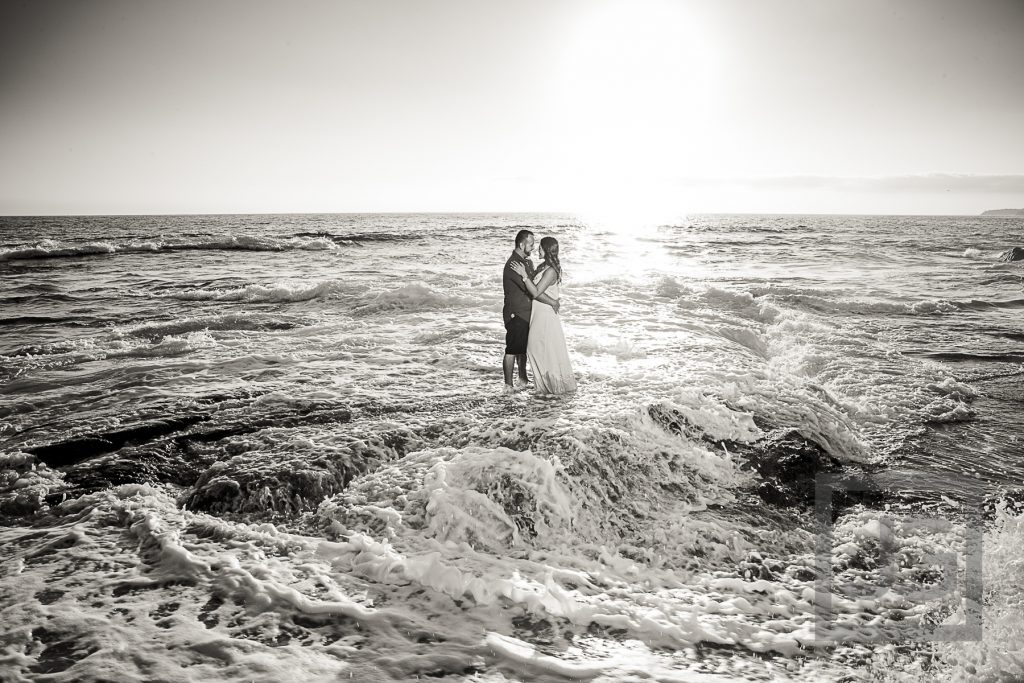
(501, 229), (577, 395)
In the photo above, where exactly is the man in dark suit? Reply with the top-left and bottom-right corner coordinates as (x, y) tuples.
(502, 229), (560, 391)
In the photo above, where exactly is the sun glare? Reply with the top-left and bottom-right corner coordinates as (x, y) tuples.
(545, 0), (720, 222)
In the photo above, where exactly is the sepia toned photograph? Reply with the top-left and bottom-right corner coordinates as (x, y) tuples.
(1, 1), (1022, 681)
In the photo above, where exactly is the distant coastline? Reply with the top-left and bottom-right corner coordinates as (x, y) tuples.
(981, 208), (1024, 216)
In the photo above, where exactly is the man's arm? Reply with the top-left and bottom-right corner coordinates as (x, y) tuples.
(536, 291), (560, 313)
(514, 267), (561, 314)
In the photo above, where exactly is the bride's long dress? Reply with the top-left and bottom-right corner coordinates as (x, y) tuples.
(527, 275), (577, 394)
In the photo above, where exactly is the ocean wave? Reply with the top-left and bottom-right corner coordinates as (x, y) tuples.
(0, 314), (100, 326)
(976, 273), (1024, 286)
(293, 231), (421, 244)
(317, 415), (749, 565)
(321, 446), (572, 551)
(927, 377), (979, 400)
(94, 330), (219, 360)
(922, 399), (975, 423)
(757, 292), (962, 316)
(3, 330), (217, 366)
(674, 286), (782, 323)
(412, 328), (466, 345)
(352, 283), (485, 315)
(956, 297), (1024, 311)
(665, 280), (1019, 319)
(170, 279), (356, 302)
(112, 313), (306, 339)
(0, 239), (117, 261)
(713, 325), (771, 359)
(654, 275), (690, 298)
(0, 233), (341, 262)
(1, 282), (66, 293)
(923, 350), (1024, 364)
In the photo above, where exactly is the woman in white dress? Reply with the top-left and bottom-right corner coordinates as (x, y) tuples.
(509, 237), (577, 394)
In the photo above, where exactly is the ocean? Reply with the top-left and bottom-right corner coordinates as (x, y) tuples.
(1, 212), (1022, 681)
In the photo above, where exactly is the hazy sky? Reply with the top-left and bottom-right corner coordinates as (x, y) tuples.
(2, 0), (1023, 215)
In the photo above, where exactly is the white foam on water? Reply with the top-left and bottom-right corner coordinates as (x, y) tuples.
(171, 279), (353, 303)
(572, 335), (649, 360)
(925, 504), (1024, 680)
(0, 239), (117, 261)
(0, 487), (356, 681)
(0, 442), (1006, 683)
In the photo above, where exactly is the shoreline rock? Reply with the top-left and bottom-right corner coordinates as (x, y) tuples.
(999, 246), (1024, 262)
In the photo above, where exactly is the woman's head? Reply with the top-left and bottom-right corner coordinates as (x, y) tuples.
(540, 236), (562, 282)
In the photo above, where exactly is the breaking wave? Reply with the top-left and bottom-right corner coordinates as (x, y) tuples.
(0, 234), (341, 261)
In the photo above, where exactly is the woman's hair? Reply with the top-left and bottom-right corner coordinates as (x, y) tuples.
(540, 236), (562, 283)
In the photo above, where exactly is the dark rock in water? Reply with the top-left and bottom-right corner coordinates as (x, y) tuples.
(17, 402), (358, 511)
(181, 427), (422, 516)
(61, 442), (218, 492)
(25, 406), (354, 471)
(755, 481), (794, 507)
(26, 436), (118, 468)
(0, 490), (46, 517)
(649, 405), (840, 507)
(648, 404), (886, 512)
(999, 246), (1024, 262)
(740, 429), (844, 507)
(26, 416), (208, 468)
(981, 209), (1024, 217)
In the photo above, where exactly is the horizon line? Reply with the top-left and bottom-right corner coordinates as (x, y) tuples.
(2, 209), (1020, 219)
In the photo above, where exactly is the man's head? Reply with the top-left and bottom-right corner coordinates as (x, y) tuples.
(514, 229), (535, 257)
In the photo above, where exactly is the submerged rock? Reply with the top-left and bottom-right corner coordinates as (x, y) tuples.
(60, 442), (218, 492)
(998, 246), (1024, 262)
(739, 429), (844, 507)
(182, 427), (422, 516)
(26, 416), (208, 468)
(25, 405), (355, 471)
(648, 405), (880, 511)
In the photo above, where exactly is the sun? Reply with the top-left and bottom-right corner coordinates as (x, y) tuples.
(541, 0), (721, 222)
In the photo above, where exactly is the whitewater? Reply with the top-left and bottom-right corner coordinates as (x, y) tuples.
(1, 212), (1022, 681)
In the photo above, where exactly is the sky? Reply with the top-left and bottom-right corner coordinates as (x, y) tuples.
(1, 0), (1023, 216)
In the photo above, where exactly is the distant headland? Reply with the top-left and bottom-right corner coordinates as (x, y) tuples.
(981, 208), (1024, 216)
